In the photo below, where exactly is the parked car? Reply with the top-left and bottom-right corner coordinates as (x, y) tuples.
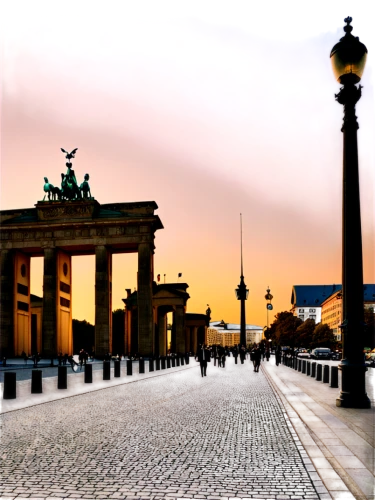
(296, 349), (310, 358)
(331, 351), (342, 360)
(310, 348), (332, 360)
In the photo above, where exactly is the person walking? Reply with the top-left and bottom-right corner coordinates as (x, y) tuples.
(197, 344), (210, 377)
(221, 349), (226, 368)
(78, 349), (85, 370)
(240, 345), (246, 364)
(266, 349), (270, 362)
(275, 346), (282, 366)
(233, 345), (239, 364)
(252, 345), (261, 372)
(213, 345), (218, 366)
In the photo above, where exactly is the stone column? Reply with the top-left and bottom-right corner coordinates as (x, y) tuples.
(137, 243), (153, 356)
(171, 316), (176, 353)
(95, 246), (112, 357)
(157, 308), (167, 357)
(185, 327), (191, 354)
(192, 326), (198, 354)
(42, 248), (57, 356)
(131, 308), (139, 355)
(0, 250), (14, 356)
(175, 305), (185, 354)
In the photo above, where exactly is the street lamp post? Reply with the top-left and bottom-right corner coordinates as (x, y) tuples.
(330, 17), (370, 408)
(265, 287), (273, 331)
(235, 214), (249, 347)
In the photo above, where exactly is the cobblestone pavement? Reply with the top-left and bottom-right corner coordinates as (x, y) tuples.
(0, 360), (319, 500)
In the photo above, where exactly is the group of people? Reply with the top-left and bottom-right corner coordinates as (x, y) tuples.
(196, 343), (283, 377)
(21, 351), (41, 367)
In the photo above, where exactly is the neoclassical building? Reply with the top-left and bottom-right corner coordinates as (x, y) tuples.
(207, 321), (263, 347)
(123, 283), (208, 356)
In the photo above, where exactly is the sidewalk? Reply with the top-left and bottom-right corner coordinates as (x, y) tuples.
(262, 358), (375, 500)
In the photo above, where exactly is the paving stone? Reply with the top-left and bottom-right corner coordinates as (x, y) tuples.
(1, 362), (318, 499)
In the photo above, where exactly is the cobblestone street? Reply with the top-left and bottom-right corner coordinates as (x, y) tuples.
(1, 360), (319, 500)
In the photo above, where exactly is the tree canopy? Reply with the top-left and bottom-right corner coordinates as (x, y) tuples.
(269, 311), (303, 347)
(268, 311), (338, 349)
(312, 323), (336, 349)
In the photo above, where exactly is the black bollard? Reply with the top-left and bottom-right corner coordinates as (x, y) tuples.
(294, 358), (298, 370)
(161, 357), (166, 370)
(166, 357), (171, 369)
(139, 358), (145, 374)
(306, 361), (311, 376)
(149, 359), (154, 372)
(311, 361), (316, 378)
(3, 372), (16, 399)
(185, 354), (189, 365)
(57, 366), (67, 389)
(322, 365), (330, 383)
(103, 360), (111, 380)
(181, 355), (184, 366)
(330, 366), (339, 388)
(85, 363), (93, 383)
(31, 370), (42, 393)
(316, 363), (322, 381)
(114, 360), (121, 377)
(298, 359), (302, 372)
(155, 358), (160, 370)
(176, 356), (180, 367)
(171, 357), (176, 368)
(127, 360), (132, 376)
(302, 360), (306, 374)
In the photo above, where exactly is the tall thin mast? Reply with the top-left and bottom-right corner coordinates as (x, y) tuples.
(240, 213), (243, 277)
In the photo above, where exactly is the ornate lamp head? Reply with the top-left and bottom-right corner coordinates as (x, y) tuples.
(330, 17), (367, 84)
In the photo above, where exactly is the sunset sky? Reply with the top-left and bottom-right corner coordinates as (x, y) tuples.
(1, 1), (374, 328)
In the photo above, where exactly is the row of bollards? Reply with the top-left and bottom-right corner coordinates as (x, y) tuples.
(282, 355), (338, 388)
(2, 354), (191, 399)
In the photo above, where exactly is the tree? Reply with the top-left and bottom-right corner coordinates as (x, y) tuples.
(364, 307), (375, 349)
(112, 309), (125, 356)
(295, 319), (315, 348)
(73, 319), (95, 354)
(270, 311), (303, 347)
(312, 323), (336, 349)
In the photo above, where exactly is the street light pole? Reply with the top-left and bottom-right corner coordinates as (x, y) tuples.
(235, 214), (248, 347)
(330, 17), (370, 408)
(265, 287), (273, 331)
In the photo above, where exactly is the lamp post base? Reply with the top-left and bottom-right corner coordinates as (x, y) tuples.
(336, 363), (371, 408)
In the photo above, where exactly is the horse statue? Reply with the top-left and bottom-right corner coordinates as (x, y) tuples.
(43, 177), (61, 201)
(80, 173), (91, 199)
(60, 164), (82, 201)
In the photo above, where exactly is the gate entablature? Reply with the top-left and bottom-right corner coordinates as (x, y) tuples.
(1, 200), (163, 255)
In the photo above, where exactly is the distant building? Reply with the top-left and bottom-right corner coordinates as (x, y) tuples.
(290, 285), (341, 323)
(321, 285), (375, 341)
(291, 284), (375, 342)
(207, 321), (263, 347)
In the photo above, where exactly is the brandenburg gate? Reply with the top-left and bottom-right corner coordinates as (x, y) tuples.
(0, 149), (163, 358)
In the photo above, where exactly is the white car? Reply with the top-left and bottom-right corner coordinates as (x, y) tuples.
(297, 350), (310, 358)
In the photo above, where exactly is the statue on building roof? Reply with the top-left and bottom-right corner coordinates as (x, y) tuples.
(41, 147), (94, 202)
